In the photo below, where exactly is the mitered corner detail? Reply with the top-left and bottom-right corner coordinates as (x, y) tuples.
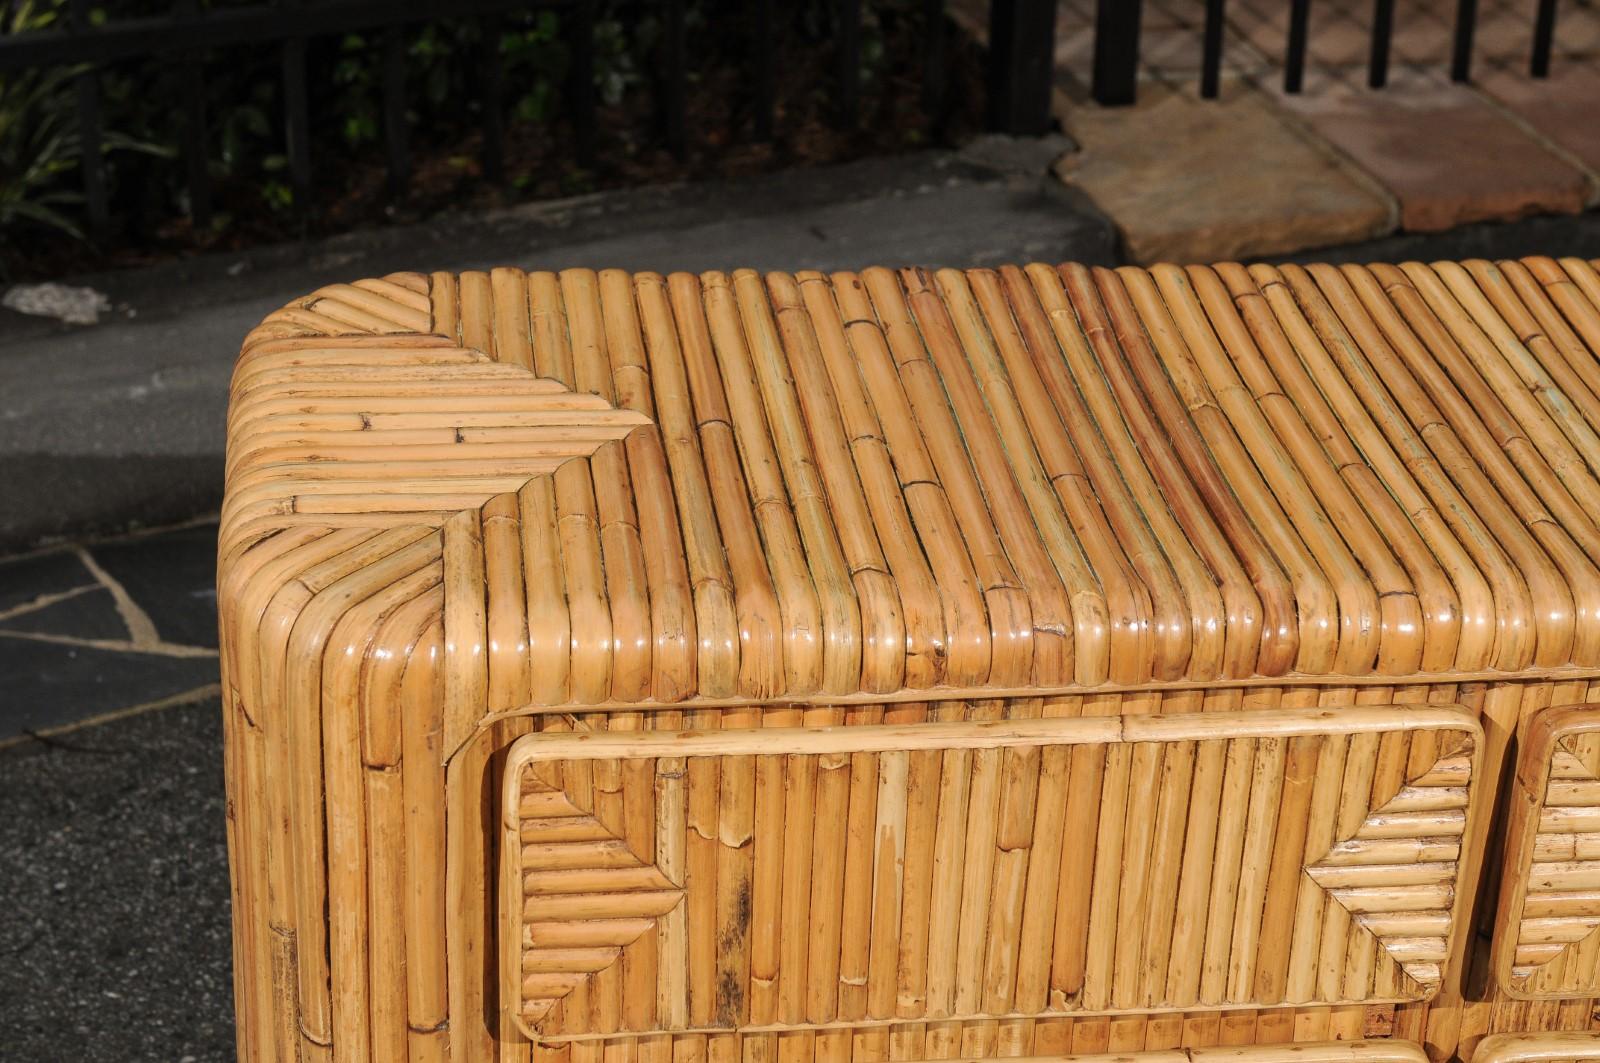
(222, 269), (653, 561)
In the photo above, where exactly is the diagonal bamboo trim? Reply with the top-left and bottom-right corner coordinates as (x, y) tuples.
(1493, 704), (1600, 999)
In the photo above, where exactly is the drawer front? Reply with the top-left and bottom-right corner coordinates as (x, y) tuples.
(910, 1044), (1426, 1063)
(1494, 705), (1600, 999)
(1473, 1032), (1600, 1063)
(502, 705), (1480, 1040)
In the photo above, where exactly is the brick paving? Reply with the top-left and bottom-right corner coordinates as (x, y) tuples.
(1268, 64), (1592, 232)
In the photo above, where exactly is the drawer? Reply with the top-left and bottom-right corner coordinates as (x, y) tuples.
(904, 1044), (1427, 1063)
(1493, 705), (1600, 999)
(500, 704), (1480, 1040)
(1473, 1032), (1600, 1063)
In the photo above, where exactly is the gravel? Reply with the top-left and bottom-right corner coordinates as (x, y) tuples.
(0, 700), (235, 1062)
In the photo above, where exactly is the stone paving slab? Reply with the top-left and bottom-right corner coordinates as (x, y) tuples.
(1269, 65), (1591, 232)
(2, 586), (132, 642)
(0, 698), (235, 1062)
(0, 522), (219, 743)
(0, 521), (229, 1058)
(89, 523), (221, 650)
(964, 0), (1600, 264)
(1476, 61), (1600, 191)
(0, 548), (97, 615)
(1053, 77), (1394, 263)
(0, 638), (217, 737)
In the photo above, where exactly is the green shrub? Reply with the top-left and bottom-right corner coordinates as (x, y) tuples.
(0, 0), (950, 266)
(0, 0), (169, 267)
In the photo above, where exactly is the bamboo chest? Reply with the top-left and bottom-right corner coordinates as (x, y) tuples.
(219, 257), (1600, 1063)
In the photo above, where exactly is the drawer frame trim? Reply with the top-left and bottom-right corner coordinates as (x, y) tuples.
(502, 705), (1482, 1041)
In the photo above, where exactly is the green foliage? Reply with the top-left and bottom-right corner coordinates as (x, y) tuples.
(0, 2), (85, 244)
(1, 0), (944, 255)
(0, 0), (168, 258)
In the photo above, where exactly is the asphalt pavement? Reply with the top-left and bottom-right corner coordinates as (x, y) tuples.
(0, 139), (1110, 552)
(0, 698), (234, 1062)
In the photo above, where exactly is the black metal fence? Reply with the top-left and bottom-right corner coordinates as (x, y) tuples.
(4, 0), (1579, 247)
(1090, 0), (1574, 107)
(2, 0), (1067, 243)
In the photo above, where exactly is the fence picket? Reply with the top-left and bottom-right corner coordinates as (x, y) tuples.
(1201, 0), (1225, 99)
(1369, 0), (1394, 88)
(1090, 0), (1140, 106)
(480, 15), (505, 182)
(382, 26), (409, 196)
(1451, 0), (1478, 81)
(1532, 0), (1559, 76)
(835, 0), (861, 129)
(67, 0), (108, 240)
(1285, 0), (1312, 93)
(570, 0), (597, 167)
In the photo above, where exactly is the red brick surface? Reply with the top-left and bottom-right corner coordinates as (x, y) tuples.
(1271, 67), (1590, 231)
(1477, 62), (1600, 184)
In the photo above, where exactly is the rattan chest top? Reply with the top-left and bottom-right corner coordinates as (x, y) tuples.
(219, 257), (1600, 1063)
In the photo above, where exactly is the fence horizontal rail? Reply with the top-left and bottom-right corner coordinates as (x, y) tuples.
(0, 0), (576, 73)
